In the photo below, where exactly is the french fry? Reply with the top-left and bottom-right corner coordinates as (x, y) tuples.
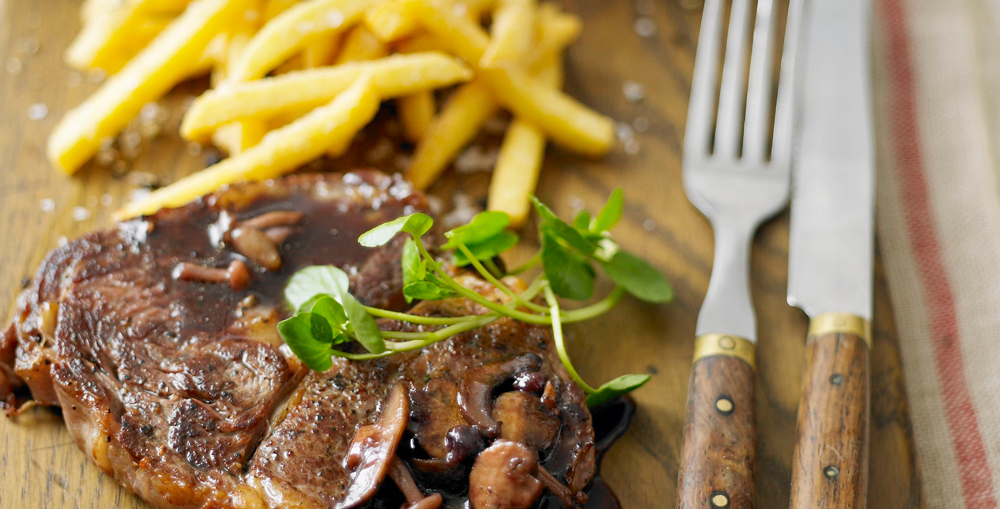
(302, 31), (344, 67)
(488, 53), (562, 226)
(228, 0), (372, 82)
(49, 0), (244, 174)
(409, 0), (614, 156)
(529, 3), (581, 65)
(117, 75), (380, 219)
(397, 91), (435, 142)
(181, 52), (473, 140)
(334, 25), (389, 64)
(364, 0), (492, 43)
(480, 0), (536, 69)
(212, 120), (268, 154)
(81, 0), (122, 23)
(263, 0), (300, 20)
(67, 7), (171, 73)
(405, 79), (499, 190)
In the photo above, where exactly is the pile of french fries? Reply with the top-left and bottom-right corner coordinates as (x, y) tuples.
(54, 0), (616, 226)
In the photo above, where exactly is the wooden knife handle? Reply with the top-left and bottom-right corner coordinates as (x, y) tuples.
(790, 314), (871, 509)
(677, 334), (756, 509)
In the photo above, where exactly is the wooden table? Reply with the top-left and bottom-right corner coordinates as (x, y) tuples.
(0, 0), (923, 507)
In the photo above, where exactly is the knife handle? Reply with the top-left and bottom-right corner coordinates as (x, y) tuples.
(677, 333), (756, 509)
(790, 313), (871, 509)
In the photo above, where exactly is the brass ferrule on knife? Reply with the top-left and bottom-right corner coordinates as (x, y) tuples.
(692, 333), (756, 369)
(807, 312), (872, 348)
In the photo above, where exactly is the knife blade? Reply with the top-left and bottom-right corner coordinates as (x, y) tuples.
(786, 0), (875, 507)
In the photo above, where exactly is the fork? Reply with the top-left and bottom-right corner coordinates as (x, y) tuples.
(676, 0), (803, 507)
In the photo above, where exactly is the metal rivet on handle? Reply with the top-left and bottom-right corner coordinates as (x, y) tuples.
(719, 335), (736, 350)
(829, 373), (843, 385)
(711, 492), (730, 507)
(824, 465), (840, 479)
(715, 397), (734, 414)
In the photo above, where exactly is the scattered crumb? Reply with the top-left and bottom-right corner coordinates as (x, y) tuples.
(57, 236), (68, 247)
(616, 122), (641, 155)
(28, 103), (48, 120)
(454, 146), (498, 173)
(633, 117), (650, 133)
(622, 81), (646, 103)
(643, 218), (657, 232)
(634, 17), (657, 38)
(5, 57), (22, 75)
(71, 206), (91, 222)
(40, 198), (55, 212)
(129, 188), (152, 203)
(20, 37), (40, 55)
(66, 71), (82, 87)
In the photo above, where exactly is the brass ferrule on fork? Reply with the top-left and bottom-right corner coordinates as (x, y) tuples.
(692, 333), (756, 369)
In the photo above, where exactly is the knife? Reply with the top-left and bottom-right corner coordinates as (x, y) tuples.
(786, 0), (875, 507)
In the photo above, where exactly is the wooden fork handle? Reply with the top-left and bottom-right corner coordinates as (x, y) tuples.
(790, 314), (871, 509)
(677, 333), (756, 509)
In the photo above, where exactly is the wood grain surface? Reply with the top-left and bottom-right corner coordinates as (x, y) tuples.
(677, 355), (755, 509)
(790, 333), (871, 509)
(0, 1), (923, 508)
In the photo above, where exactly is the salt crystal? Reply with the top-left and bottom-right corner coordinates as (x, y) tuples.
(616, 122), (636, 143)
(643, 218), (657, 232)
(5, 57), (22, 75)
(21, 37), (40, 55)
(72, 206), (91, 221)
(57, 236), (68, 247)
(67, 72), (82, 87)
(622, 81), (646, 103)
(140, 102), (162, 121)
(624, 140), (641, 155)
(40, 198), (55, 212)
(634, 17), (657, 38)
(633, 116), (650, 133)
(27, 103), (47, 120)
(455, 146), (498, 173)
(129, 189), (151, 204)
(87, 69), (106, 83)
(26, 12), (41, 29)
(100, 194), (113, 207)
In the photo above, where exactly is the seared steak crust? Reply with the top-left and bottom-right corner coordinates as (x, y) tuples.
(1, 172), (596, 509)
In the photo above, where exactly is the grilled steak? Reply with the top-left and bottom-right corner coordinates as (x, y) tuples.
(0, 171), (596, 509)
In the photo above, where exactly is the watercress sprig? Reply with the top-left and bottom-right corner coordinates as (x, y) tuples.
(277, 189), (673, 406)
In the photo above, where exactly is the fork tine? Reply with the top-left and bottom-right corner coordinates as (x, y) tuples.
(713, 0), (753, 159)
(771, 0), (806, 168)
(743, 0), (776, 162)
(683, 0), (725, 158)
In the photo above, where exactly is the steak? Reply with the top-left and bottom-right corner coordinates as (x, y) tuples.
(0, 171), (596, 509)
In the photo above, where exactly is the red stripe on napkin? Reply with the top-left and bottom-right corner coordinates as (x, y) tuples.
(879, 0), (998, 506)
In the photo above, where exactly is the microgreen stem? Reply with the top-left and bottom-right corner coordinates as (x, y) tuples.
(482, 258), (504, 279)
(455, 241), (549, 314)
(364, 306), (469, 325)
(561, 286), (626, 323)
(414, 239), (554, 325)
(544, 285), (596, 395)
(506, 252), (541, 275)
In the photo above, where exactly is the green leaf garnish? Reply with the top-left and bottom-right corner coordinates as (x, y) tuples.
(541, 232), (595, 300)
(592, 188), (623, 233)
(586, 374), (651, 406)
(601, 251), (674, 303)
(452, 230), (520, 266)
(277, 190), (671, 406)
(358, 213), (433, 247)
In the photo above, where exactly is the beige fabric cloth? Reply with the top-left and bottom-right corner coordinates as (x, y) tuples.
(873, 0), (1000, 506)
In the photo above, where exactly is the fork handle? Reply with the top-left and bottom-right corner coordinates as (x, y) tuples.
(677, 333), (756, 509)
(789, 314), (871, 509)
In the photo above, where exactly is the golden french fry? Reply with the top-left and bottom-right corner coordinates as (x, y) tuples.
(393, 32), (447, 53)
(117, 75), (380, 219)
(49, 0), (244, 174)
(212, 119), (268, 154)
(365, 0), (492, 42)
(334, 25), (389, 63)
(263, 0), (300, 20)
(182, 52), (473, 140)
(488, 54), (563, 227)
(273, 53), (307, 74)
(81, 0), (122, 23)
(409, 0), (614, 156)
(228, 0), (372, 82)
(406, 79), (499, 190)
(302, 31), (344, 67)
(480, 0), (536, 69)
(67, 7), (171, 73)
(530, 3), (581, 65)
(397, 91), (435, 142)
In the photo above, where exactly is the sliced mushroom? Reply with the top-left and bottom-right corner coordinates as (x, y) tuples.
(409, 379), (468, 459)
(389, 456), (444, 509)
(172, 260), (250, 290)
(338, 384), (409, 509)
(469, 440), (543, 509)
(458, 354), (543, 438)
(263, 226), (294, 245)
(231, 227), (282, 271)
(537, 465), (581, 509)
(492, 391), (561, 451)
(239, 210), (304, 230)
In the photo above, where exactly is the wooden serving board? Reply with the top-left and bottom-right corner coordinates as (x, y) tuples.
(0, 1), (923, 508)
